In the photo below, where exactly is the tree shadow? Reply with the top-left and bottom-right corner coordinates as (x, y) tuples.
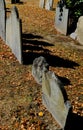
(22, 51), (79, 69)
(64, 109), (83, 130)
(57, 76), (71, 86)
(22, 33), (43, 39)
(22, 33), (79, 69)
(11, 1), (23, 4)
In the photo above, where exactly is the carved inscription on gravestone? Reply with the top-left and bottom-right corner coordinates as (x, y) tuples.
(0, 0), (6, 41)
(42, 71), (71, 129)
(6, 6), (22, 63)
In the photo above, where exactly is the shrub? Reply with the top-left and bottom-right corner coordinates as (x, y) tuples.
(64, 0), (83, 33)
(65, 0), (83, 19)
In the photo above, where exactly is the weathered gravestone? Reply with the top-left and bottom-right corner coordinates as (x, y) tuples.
(6, 6), (22, 63)
(32, 56), (49, 85)
(32, 56), (72, 129)
(76, 16), (83, 45)
(42, 71), (71, 129)
(39, 0), (45, 8)
(0, 0), (6, 41)
(45, 0), (54, 10)
(55, 1), (69, 35)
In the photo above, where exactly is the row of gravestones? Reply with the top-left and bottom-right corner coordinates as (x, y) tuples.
(0, 0), (22, 63)
(0, 0), (68, 65)
(0, 0), (82, 65)
(40, 0), (83, 45)
(39, 0), (69, 35)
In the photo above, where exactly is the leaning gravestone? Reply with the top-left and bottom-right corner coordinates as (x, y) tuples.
(32, 56), (72, 129)
(55, 1), (69, 35)
(6, 6), (22, 63)
(0, 0), (6, 41)
(42, 71), (71, 129)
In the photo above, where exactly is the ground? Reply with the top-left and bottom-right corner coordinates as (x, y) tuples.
(0, 0), (83, 130)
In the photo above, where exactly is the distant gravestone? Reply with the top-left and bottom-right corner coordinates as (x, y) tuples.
(45, 0), (54, 10)
(49, 0), (54, 10)
(42, 71), (71, 129)
(76, 16), (83, 45)
(55, 3), (69, 35)
(39, 0), (45, 8)
(0, 0), (6, 41)
(6, 6), (22, 63)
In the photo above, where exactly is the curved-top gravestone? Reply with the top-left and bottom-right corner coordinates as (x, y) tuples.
(0, 0), (6, 41)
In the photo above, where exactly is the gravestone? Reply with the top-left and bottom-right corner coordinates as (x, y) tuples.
(32, 56), (49, 85)
(6, 6), (22, 63)
(39, 0), (45, 8)
(55, 1), (69, 35)
(76, 16), (83, 45)
(42, 71), (71, 129)
(49, 0), (54, 10)
(45, 0), (54, 10)
(0, 0), (6, 41)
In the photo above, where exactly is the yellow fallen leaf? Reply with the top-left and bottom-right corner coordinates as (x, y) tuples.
(38, 112), (43, 117)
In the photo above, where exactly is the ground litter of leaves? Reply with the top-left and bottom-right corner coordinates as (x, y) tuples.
(0, 0), (83, 130)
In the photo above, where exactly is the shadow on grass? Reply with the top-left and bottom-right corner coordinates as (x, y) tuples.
(58, 76), (71, 86)
(64, 109), (83, 130)
(22, 33), (79, 69)
(11, 1), (23, 4)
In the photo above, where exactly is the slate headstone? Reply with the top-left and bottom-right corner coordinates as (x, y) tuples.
(42, 71), (71, 129)
(0, 0), (6, 41)
(6, 6), (22, 63)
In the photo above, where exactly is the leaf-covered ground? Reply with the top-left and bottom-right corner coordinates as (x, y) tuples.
(0, 0), (83, 129)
